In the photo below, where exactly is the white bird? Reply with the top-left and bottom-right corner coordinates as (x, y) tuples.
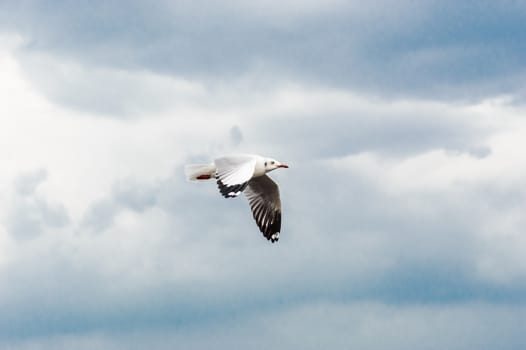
(185, 154), (289, 243)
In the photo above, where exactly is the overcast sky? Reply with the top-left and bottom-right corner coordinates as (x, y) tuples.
(1, 1), (526, 349)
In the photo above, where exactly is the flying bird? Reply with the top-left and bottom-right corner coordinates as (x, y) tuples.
(185, 154), (289, 243)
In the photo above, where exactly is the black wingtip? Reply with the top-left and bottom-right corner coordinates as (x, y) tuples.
(266, 230), (280, 243)
(255, 210), (280, 243)
(217, 179), (248, 198)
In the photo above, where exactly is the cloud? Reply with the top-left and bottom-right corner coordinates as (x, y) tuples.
(14, 168), (47, 195)
(3, 302), (526, 350)
(82, 178), (160, 232)
(4, 169), (70, 240)
(229, 125), (243, 147)
(2, 0), (526, 100)
(2, 12), (526, 349)
(15, 50), (206, 117)
(245, 87), (495, 160)
(3, 129), (526, 343)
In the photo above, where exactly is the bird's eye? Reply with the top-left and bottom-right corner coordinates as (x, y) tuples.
(271, 161), (275, 165)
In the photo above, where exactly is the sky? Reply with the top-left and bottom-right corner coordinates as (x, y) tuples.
(1, 1), (526, 349)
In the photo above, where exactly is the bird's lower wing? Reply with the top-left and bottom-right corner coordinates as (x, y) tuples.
(244, 175), (281, 242)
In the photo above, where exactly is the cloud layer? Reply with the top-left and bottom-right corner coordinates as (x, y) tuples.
(3, 0), (526, 102)
(1, 2), (526, 349)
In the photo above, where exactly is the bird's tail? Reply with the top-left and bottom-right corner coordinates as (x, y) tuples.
(184, 163), (216, 181)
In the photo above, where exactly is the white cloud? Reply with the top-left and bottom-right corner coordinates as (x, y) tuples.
(0, 37), (233, 218)
(2, 29), (526, 348)
(17, 50), (206, 117)
(323, 108), (526, 284)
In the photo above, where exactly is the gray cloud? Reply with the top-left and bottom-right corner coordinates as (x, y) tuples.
(82, 178), (161, 232)
(229, 125), (243, 147)
(2, 0), (526, 103)
(3, 152), (525, 341)
(14, 168), (47, 195)
(245, 102), (491, 161)
(80, 198), (119, 232)
(5, 169), (70, 239)
(2, 302), (526, 350)
(12, 51), (206, 118)
(2, 1), (526, 348)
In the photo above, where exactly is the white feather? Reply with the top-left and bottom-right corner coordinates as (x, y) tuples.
(214, 155), (258, 186)
(184, 163), (216, 181)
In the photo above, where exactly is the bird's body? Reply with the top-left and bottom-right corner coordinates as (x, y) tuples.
(185, 154), (288, 243)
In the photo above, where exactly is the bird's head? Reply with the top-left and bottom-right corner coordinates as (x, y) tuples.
(264, 158), (289, 172)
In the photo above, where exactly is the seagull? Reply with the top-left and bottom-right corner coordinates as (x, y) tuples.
(185, 154), (289, 243)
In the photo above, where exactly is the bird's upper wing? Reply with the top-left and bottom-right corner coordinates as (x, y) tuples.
(214, 155), (257, 198)
(244, 175), (281, 242)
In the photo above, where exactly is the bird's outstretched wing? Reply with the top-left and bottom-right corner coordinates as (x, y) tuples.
(214, 155), (256, 198)
(244, 175), (281, 242)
